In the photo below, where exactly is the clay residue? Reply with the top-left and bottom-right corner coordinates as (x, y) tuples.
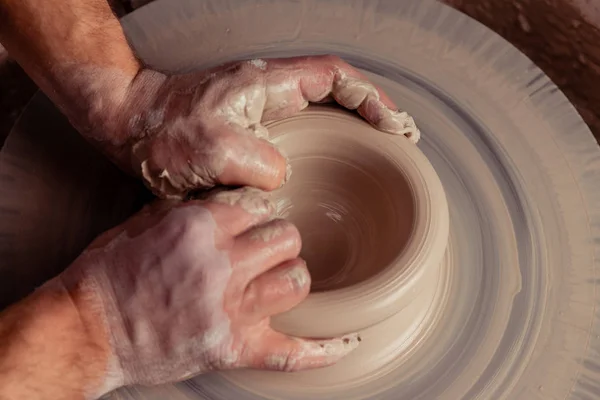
(2, 0), (599, 399)
(209, 187), (274, 215)
(113, 0), (600, 398)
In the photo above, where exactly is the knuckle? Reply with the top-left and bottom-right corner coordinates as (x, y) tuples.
(275, 219), (301, 243)
(283, 262), (310, 292)
(250, 218), (297, 244)
(265, 352), (298, 372)
(284, 222), (302, 251)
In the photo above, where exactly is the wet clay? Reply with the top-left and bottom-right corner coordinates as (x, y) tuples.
(208, 104), (451, 395)
(268, 109), (417, 291)
(263, 105), (448, 339)
(1, 0), (600, 399)
(117, 0), (600, 398)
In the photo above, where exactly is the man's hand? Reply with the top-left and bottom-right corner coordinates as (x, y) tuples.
(62, 187), (359, 394)
(0, 0), (418, 200)
(99, 56), (420, 198)
(0, 188), (360, 399)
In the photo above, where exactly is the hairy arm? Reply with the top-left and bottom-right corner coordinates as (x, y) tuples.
(0, 189), (361, 400)
(0, 0), (140, 158)
(0, 2), (134, 398)
(0, 0), (419, 200)
(0, 281), (111, 400)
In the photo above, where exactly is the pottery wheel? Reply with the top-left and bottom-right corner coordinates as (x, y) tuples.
(1, 0), (599, 399)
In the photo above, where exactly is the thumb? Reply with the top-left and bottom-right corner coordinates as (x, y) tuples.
(215, 124), (289, 191)
(243, 327), (361, 372)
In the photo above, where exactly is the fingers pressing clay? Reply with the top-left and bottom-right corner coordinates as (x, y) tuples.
(231, 219), (302, 282)
(200, 187), (276, 236)
(134, 121), (288, 198)
(214, 125), (289, 191)
(122, 55), (417, 198)
(259, 55), (421, 143)
(247, 329), (361, 372)
(355, 94), (420, 141)
(240, 258), (310, 321)
(56, 179), (361, 394)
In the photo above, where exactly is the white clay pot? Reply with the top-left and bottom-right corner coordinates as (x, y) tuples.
(267, 106), (449, 338)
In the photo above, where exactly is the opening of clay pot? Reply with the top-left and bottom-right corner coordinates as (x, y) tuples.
(273, 130), (416, 292)
(267, 106), (449, 338)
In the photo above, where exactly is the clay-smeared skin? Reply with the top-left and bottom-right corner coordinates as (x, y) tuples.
(222, 107), (449, 393)
(0, 0), (418, 203)
(118, 56), (420, 198)
(110, 1), (600, 399)
(58, 187), (359, 397)
(262, 107), (448, 340)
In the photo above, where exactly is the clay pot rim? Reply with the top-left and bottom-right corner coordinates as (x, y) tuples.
(268, 106), (449, 337)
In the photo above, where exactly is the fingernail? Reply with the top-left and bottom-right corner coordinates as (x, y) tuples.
(263, 141), (291, 189)
(273, 197), (292, 219)
(250, 220), (286, 242)
(284, 263), (310, 291)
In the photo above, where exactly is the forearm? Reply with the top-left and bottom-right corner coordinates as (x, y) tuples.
(0, 279), (112, 400)
(0, 0), (140, 145)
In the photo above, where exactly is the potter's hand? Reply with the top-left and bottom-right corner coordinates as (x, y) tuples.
(100, 56), (420, 199)
(56, 187), (359, 394)
(0, 0), (417, 199)
(1, 0), (418, 201)
(0, 188), (358, 400)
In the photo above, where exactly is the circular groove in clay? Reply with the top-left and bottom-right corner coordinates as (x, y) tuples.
(265, 106), (449, 338)
(118, 0), (600, 398)
(271, 128), (416, 293)
(221, 246), (451, 395)
(1, 0), (599, 399)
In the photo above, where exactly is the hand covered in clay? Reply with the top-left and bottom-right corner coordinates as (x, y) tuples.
(92, 55), (419, 199)
(56, 187), (359, 393)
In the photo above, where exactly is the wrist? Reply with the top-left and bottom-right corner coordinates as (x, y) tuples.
(62, 60), (142, 146)
(0, 276), (116, 399)
(57, 260), (125, 397)
(44, 276), (120, 397)
(94, 67), (167, 174)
